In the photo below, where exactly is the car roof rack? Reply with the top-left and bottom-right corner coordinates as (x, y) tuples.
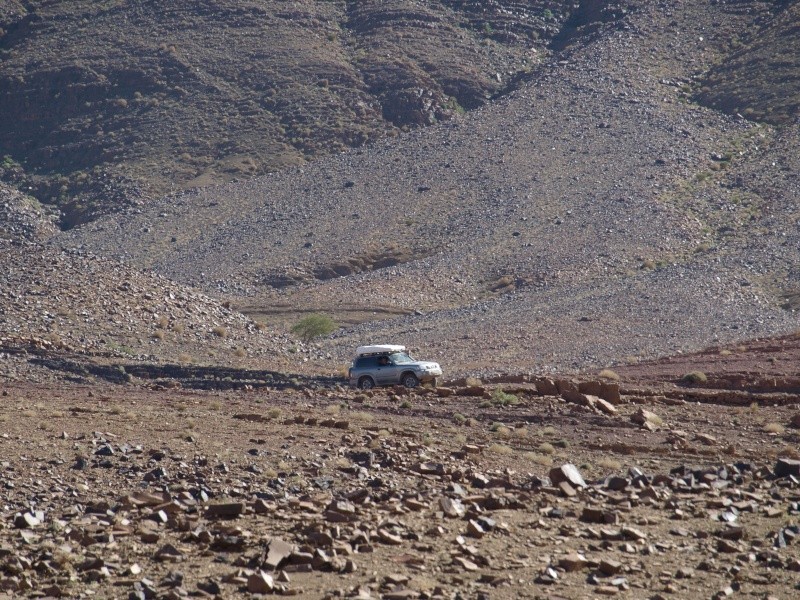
(356, 344), (406, 356)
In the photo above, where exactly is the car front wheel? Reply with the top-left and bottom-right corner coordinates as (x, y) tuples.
(358, 376), (375, 390)
(401, 373), (419, 389)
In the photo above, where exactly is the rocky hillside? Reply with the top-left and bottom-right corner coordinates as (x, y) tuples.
(695, 0), (799, 125)
(0, 0), (588, 227)
(62, 0), (800, 375)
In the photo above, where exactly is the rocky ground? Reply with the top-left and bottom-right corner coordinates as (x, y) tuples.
(1, 335), (800, 599)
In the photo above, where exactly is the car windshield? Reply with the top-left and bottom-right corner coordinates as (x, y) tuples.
(390, 352), (414, 364)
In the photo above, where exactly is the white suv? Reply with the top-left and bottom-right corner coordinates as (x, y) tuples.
(348, 345), (442, 390)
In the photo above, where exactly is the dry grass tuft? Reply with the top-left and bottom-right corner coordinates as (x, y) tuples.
(233, 348), (247, 358)
(598, 369), (620, 381)
(487, 443), (513, 455)
(538, 442), (555, 455)
(211, 326), (228, 338)
(465, 376), (482, 387)
(596, 457), (622, 471)
(763, 422), (785, 435)
(524, 452), (553, 466)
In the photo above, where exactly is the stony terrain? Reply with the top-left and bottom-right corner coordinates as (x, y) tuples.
(1, 340), (800, 599)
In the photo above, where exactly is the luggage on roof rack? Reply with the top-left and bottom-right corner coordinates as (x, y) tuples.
(355, 344), (406, 356)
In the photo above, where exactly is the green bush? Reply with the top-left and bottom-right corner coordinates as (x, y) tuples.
(291, 313), (337, 342)
(682, 371), (708, 384)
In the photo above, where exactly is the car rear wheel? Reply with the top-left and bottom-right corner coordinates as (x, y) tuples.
(401, 373), (419, 389)
(358, 376), (375, 390)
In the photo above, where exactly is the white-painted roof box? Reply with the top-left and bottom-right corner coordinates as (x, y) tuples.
(356, 344), (406, 356)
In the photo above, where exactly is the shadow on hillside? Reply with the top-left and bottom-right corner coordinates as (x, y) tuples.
(29, 356), (340, 391)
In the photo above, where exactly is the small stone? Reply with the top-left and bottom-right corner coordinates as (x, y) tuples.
(599, 559), (623, 575)
(247, 571), (274, 594)
(549, 464), (586, 488)
(453, 556), (479, 571)
(439, 497), (465, 518)
(265, 538), (294, 570)
(558, 553), (588, 572)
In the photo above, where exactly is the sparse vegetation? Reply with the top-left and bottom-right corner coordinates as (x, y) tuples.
(598, 369), (620, 381)
(763, 422), (785, 435)
(491, 389), (519, 407)
(487, 443), (513, 455)
(538, 442), (555, 455)
(290, 313), (337, 342)
(596, 457), (622, 471)
(682, 371), (708, 384)
(211, 326), (228, 338)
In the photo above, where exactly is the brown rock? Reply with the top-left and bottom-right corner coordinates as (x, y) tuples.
(558, 553), (588, 572)
(455, 386), (487, 397)
(631, 408), (661, 426)
(593, 396), (618, 416)
(534, 377), (558, 396)
(599, 559), (623, 576)
(265, 538), (294, 570)
(247, 571), (274, 594)
(439, 497), (465, 518)
(775, 458), (800, 478)
(549, 464), (586, 488)
(453, 556), (479, 571)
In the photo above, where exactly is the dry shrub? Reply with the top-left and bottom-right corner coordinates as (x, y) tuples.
(541, 426), (557, 437)
(254, 320), (267, 331)
(598, 369), (620, 381)
(763, 422), (785, 435)
(777, 445), (800, 459)
(156, 316), (169, 329)
(152, 330), (165, 340)
(178, 353), (193, 364)
(171, 322), (185, 334)
(452, 413), (467, 425)
(596, 457), (622, 471)
(538, 442), (555, 455)
(350, 411), (374, 422)
(524, 452), (553, 466)
(267, 407), (282, 419)
(487, 443), (513, 455)
(233, 348), (247, 358)
(211, 326), (228, 338)
(325, 404), (341, 415)
(682, 371), (707, 384)
(465, 376), (482, 387)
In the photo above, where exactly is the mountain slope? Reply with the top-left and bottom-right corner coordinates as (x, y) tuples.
(0, 0), (582, 227)
(62, 0), (799, 374)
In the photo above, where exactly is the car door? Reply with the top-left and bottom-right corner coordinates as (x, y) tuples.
(375, 356), (398, 385)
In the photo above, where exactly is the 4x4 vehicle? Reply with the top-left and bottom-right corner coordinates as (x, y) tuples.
(348, 345), (442, 390)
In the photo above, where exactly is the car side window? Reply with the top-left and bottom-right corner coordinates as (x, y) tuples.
(356, 356), (378, 368)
